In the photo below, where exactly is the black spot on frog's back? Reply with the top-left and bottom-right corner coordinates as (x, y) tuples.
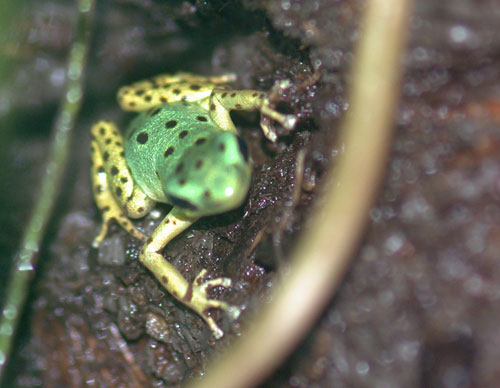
(164, 146), (174, 158)
(136, 131), (149, 144)
(165, 120), (178, 129)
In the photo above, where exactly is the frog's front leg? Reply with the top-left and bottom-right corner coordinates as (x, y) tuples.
(90, 120), (154, 247)
(209, 89), (297, 142)
(140, 207), (240, 339)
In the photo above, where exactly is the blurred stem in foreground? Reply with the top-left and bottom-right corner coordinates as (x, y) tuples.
(0, 2), (21, 169)
(0, 0), (95, 383)
(186, 0), (413, 387)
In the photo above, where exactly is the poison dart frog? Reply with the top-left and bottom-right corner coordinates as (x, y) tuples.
(90, 72), (296, 338)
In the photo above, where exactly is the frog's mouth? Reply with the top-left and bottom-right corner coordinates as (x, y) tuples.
(167, 195), (198, 212)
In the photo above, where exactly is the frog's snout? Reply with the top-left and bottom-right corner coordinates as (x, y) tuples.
(203, 163), (251, 214)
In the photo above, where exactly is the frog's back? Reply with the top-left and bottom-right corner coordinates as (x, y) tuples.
(124, 102), (223, 202)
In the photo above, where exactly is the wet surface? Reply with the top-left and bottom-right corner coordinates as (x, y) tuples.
(2, 0), (500, 387)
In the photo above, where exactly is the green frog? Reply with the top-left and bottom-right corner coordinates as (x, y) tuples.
(90, 72), (296, 338)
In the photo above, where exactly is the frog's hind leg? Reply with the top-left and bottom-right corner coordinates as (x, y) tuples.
(208, 89), (297, 142)
(90, 121), (154, 247)
(117, 72), (236, 112)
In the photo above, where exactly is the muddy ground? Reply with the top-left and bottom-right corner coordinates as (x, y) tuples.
(2, 0), (500, 387)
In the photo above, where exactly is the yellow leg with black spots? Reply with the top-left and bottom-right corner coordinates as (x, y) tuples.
(90, 121), (154, 247)
(139, 207), (240, 339)
(117, 72), (236, 112)
(208, 89), (297, 142)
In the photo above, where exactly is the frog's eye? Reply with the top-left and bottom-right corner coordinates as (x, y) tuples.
(168, 195), (198, 211)
(236, 136), (249, 163)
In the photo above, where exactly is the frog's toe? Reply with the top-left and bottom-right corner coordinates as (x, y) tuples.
(92, 236), (103, 249)
(193, 268), (208, 284)
(204, 316), (225, 340)
(197, 277), (233, 293)
(199, 299), (240, 339)
(282, 114), (297, 130)
(226, 304), (241, 320)
(197, 291), (240, 320)
(193, 269), (232, 289)
(92, 220), (111, 248)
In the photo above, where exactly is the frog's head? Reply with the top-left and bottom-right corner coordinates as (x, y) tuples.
(162, 131), (252, 218)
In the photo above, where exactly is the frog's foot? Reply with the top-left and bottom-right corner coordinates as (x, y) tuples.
(91, 169), (147, 248)
(92, 207), (147, 248)
(259, 102), (297, 142)
(260, 79), (297, 141)
(209, 88), (297, 142)
(188, 269), (241, 339)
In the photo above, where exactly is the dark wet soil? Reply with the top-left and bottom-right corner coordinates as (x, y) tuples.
(2, 0), (500, 387)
